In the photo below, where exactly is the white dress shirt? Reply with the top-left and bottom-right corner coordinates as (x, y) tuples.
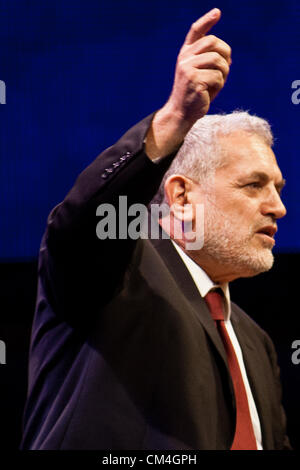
(171, 241), (263, 450)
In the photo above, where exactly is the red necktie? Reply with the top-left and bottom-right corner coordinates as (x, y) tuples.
(205, 290), (257, 450)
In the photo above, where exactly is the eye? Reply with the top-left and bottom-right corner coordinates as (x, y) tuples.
(245, 182), (262, 189)
(276, 185), (284, 196)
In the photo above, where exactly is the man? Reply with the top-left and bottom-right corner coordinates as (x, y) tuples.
(21, 9), (290, 449)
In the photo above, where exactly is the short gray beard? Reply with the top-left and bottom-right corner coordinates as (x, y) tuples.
(202, 195), (274, 277)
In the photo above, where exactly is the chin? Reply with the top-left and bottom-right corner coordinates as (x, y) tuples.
(240, 250), (274, 277)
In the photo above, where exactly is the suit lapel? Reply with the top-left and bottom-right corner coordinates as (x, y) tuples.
(150, 236), (231, 374)
(230, 305), (274, 449)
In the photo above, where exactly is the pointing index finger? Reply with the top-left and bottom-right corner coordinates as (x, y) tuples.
(184, 8), (221, 46)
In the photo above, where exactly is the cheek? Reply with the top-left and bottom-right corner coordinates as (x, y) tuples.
(214, 195), (257, 225)
(215, 194), (243, 215)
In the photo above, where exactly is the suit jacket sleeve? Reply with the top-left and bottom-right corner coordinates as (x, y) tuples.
(41, 113), (176, 324)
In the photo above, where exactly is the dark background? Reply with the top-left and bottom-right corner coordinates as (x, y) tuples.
(0, 0), (299, 450)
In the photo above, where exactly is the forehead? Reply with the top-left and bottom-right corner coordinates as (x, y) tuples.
(216, 131), (282, 180)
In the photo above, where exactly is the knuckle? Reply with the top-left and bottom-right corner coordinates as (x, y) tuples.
(181, 62), (192, 74)
(191, 21), (198, 33)
(189, 70), (198, 82)
(178, 59), (190, 73)
(217, 71), (225, 85)
(206, 34), (217, 47)
(211, 52), (222, 66)
(196, 84), (206, 94)
(212, 70), (224, 86)
(222, 61), (230, 75)
(179, 63), (195, 81)
(215, 54), (229, 73)
(225, 44), (232, 61)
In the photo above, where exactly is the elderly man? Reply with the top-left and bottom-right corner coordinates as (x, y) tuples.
(21, 9), (290, 450)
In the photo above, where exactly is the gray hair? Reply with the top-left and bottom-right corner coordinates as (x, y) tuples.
(153, 110), (273, 205)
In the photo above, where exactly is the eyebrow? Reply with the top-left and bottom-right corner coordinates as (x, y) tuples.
(242, 171), (286, 192)
(277, 178), (286, 192)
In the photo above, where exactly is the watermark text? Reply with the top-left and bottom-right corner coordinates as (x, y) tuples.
(291, 340), (300, 364)
(291, 80), (300, 105)
(0, 340), (6, 365)
(96, 197), (204, 250)
(0, 80), (6, 104)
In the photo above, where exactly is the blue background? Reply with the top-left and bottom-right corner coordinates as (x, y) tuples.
(1, 0), (299, 260)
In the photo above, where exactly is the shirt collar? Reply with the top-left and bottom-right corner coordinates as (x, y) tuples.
(171, 240), (231, 320)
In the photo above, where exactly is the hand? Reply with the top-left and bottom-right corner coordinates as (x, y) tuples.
(167, 8), (231, 124)
(146, 9), (232, 160)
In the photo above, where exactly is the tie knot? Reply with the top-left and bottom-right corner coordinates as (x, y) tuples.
(204, 289), (225, 322)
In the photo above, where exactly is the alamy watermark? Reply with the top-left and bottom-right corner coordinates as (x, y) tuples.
(0, 340), (6, 365)
(0, 80), (6, 104)
(291, 80), (300, 105)
(291, 340), (300, 365)
(96, 196), (204, 250)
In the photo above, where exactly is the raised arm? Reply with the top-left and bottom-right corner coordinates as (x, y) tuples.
(42, 9), (231, 321)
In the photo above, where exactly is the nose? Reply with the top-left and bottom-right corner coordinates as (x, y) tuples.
(261, 193), (287, 219)
(261, 186), (287, 220)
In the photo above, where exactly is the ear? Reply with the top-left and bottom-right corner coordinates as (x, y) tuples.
(164, 174), (194, 222)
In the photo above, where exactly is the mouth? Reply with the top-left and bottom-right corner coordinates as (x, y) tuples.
(255, 225), (277, 244)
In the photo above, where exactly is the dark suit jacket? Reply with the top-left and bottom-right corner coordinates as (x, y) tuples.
(21, 113), (290, 450)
